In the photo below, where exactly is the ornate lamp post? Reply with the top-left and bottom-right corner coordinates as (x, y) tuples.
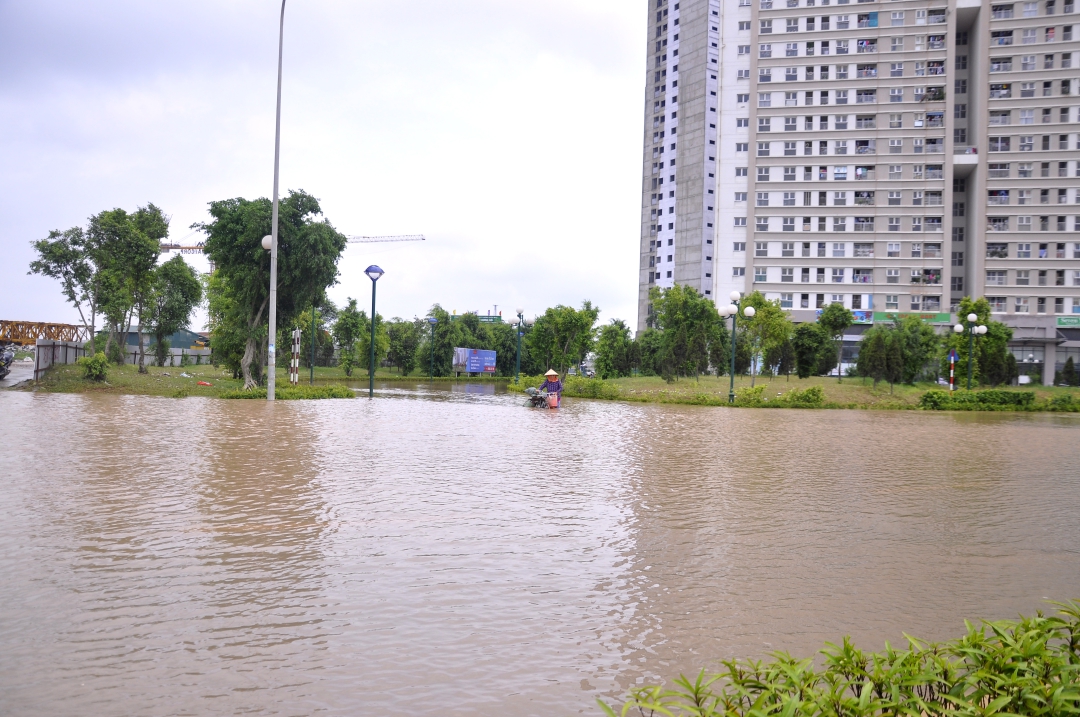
(721, 291), (755, 404)
(952, 312), (987, 390)
(365, 265), (384, 397)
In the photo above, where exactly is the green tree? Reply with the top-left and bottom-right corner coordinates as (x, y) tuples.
(526, 301), (599, 374)
(145, 254), (203, 367)
(895, 315), (939, 384)
(856, 326), (889, 388)
(197, 190), (347, 389)
(938, 296), (1017, 387)
(297, 300), (337, 369)
(818, 302), (855, 382)
(594, 319), (635, 379)
(1061, 356), (1079, 386)
(739, 291), (793, 386)
(792, 323), (827, 378)
(648, 285), (727, 381)
(634, 328), (664, 376)
(387, 318), (424, 376)
(356, 310), (391, 377)
(28, 226), (102, 351)
(334, 298), (364, 377)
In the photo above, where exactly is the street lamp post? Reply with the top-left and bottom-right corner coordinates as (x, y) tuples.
(310, 303), (316, 385)
(952, 312), (987, 390)
(721, 291), (755, 404)
(427, 317), (437, 379)
(365, 265), (384, 397)
(515, 307), (525, 382)
(266, 0), (287, 402)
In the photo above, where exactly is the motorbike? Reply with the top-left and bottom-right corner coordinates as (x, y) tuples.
(524, 386), (559, 409)
(0, 345), (14, 380)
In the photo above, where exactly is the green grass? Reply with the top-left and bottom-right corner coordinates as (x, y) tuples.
(22, 363), (1080, 411)
(220, 384), (355, 399)
(509, 373), (1080, 411)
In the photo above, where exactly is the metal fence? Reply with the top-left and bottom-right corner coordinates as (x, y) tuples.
(34, 340), (88, 381)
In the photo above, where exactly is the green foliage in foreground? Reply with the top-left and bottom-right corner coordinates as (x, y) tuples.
(220, 385), (355, 399)
(919, 389), (1080, 412)
(602, 600), (1080, 717)
(76, 352), (110, 381)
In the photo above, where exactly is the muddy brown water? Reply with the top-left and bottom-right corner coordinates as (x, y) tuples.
(2, 385), (1079, 715)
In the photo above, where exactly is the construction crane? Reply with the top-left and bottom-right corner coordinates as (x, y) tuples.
(348, 235), (425, 244)
(159, 234), (425, 253)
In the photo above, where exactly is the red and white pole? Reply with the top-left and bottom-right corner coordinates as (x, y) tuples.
(290, 327), (300, 385)
(949, 355), (955, 392)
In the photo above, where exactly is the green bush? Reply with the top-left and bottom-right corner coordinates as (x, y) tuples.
(920, 389), (1038, 411)
(733, 385), (766, 407)
(220, 385), (355, 399)
(603, 600), (1080, 717)
(1048, 394), (1079, 412)
(76, 352), (110, 381)
(780, 385), (825, 407)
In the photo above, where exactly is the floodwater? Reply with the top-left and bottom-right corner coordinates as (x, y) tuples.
(1, 385), (1079, 716)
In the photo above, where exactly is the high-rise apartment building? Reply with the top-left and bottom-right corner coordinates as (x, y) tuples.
(638, 0), (1080, 383)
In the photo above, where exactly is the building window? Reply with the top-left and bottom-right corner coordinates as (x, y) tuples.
(755, 242), (768, 257)
(754, 267), (767, 282)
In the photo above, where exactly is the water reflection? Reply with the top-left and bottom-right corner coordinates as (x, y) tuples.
(0, 390), (1078, 716)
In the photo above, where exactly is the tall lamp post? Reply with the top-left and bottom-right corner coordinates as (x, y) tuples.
(265, 0), (287, 402)
(952, 312), (987, 390)
(365, 265), (384, 397)
(721, 290), (755, 404)
(514, 307), (525, 382)
(427, 316), (437, 379)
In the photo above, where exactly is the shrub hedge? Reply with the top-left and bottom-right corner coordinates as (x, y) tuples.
(603, 600), (1080, 717)
(919, 390), (1077, 412)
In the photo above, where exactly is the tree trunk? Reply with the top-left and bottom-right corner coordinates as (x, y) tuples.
(836, 339), (843, 383)
(750, 355), (757, 387)
(240, 336), (258, 389)
(137, 324), (147, 373)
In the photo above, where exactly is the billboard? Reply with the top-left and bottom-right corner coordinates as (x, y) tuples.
(453, 347), (497, 373)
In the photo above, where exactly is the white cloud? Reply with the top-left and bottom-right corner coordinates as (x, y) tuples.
(0, 0), (645, 329)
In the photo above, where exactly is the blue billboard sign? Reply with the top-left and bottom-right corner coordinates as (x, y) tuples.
(458, 348), (497, 373)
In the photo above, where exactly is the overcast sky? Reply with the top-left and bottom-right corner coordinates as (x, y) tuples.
(1, 0), (645, 330)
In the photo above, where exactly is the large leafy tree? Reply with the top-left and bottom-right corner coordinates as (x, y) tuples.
(145, 254), (203, 367)
(91, 205), (167, 368)
(791, 323), (828, 378)
(894, 316), (940, 384)
(333, 299), (364, 377)
(648, 285), (727, 381)
(355, 310), (391, 378)
(197, 190), (347, 389)
(634, 328), (664, 376)
(739, 291), (792, 386)
(594, 319), (635, 379)
(818, 302), (855, 382)
(940, 296), (1017, 387)
(30, 205), (165, 364)
(386, 318), (424, 376)
(28, 226), (100, 348)
(525, 301), (599, 375)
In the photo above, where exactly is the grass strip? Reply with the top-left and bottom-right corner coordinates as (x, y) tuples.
(220, 385), (355, 399)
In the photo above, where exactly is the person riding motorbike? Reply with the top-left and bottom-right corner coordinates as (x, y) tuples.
(538, 369), (563, 407)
